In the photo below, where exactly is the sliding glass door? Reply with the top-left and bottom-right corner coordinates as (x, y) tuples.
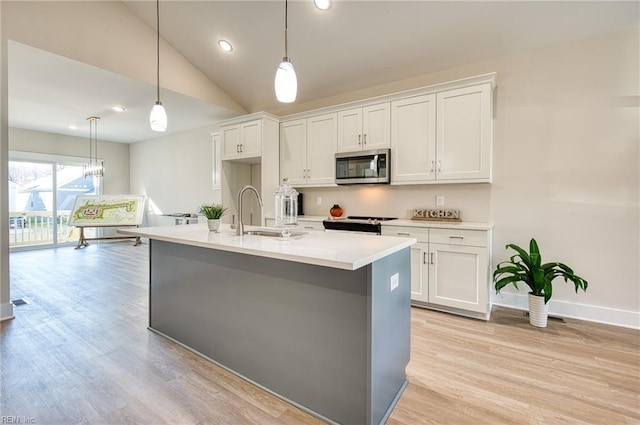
(9, 157), (98, 249)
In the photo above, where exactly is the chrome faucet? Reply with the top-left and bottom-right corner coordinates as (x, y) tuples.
(236, 185), (263, 236)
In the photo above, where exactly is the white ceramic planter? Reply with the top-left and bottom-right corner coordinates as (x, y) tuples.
(207, 219), (221, 232)
(528, 293), (549, 328)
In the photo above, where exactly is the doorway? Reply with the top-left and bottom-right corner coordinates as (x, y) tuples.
(8, 157), (99, 250)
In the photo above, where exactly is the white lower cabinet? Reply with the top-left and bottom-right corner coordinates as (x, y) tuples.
(382, 225), (491, 319)
(410, 242), (429, 303)
(428, 243), (488, 314)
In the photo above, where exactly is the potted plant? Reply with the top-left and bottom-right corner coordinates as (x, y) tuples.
(493, 238), (588, 328)
(199, 203), (228, 232)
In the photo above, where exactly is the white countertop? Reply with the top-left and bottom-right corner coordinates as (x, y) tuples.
(119, 223), (416, 271)
(271, 215), (492, 230)
(383, 219), (493, 231)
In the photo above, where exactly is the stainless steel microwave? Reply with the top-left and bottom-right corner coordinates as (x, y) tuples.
(335, 149), (390, 185)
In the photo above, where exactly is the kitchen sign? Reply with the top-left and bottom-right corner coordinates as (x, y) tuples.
(412, 208), (461, 222)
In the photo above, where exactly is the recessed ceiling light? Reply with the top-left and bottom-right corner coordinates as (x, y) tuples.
(112, 106), (126, 112)
(314, 0), (331, 10)
(68, 125), (77, 130)
(218, 40), (233, 52)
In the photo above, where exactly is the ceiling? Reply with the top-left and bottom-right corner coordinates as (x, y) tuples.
(8, 1), (639, 144)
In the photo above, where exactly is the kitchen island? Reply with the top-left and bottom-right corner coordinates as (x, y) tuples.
(119, 223), (415, 425)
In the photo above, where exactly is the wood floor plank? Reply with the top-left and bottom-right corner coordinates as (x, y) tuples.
(2, 242), (638, 424)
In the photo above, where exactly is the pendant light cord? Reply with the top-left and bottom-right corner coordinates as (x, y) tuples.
(284, 0), (288, 59)
(156, 0), (161, 103)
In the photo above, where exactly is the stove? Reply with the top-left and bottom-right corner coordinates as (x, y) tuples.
(322, 216), (397, 234)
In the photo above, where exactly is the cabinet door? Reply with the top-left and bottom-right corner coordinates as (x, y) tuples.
(280, 119), (307, 186)
(436, 83), (492, 181)
(337, 108), (363, 153)
(391, 94), (436, 183)
(221, 125), (241, 160)
(307, 113), (337, 186)
(211, 132), (221, 189)
(428, 243), (488, 313)
(410, 242), (429, 303)
(240, 120), (262, 158)
(362, 102), (390, 150)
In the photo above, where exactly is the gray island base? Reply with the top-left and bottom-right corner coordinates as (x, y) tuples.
(149, 239), (411, 425)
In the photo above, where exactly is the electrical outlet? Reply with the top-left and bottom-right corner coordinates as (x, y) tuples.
(316, 196), (322, 205)
(436, 196), (445, 206)
(390, 273), (399, 291)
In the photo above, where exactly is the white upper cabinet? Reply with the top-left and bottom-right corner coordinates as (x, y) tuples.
(306, 113), (338, 185)
(337, 102), (390, 153)
(221, 119), (262, 160)
(281, 113), (337, 187)
(391, 82), (493, 184)
(280, 119), (307, 186)
(436, 84), (492, 181)
(279, 73), (495, 186)
(211, 132), (221, 189)
(391, 94), (437, 183)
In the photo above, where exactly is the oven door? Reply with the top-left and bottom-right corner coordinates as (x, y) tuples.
(335, 149), (390, 185)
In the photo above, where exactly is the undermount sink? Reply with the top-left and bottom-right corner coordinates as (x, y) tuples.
(244, 229), (306, 238)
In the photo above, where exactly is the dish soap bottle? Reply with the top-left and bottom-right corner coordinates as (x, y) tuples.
(274, 178), (298, 238)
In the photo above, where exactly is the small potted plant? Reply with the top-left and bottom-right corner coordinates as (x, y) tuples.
(199, 203), (228, 232)
(493, 238), (588, 328)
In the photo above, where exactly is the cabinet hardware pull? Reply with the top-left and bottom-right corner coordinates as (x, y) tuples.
(363, 134), (367, 145)
(240, 144), (243, 153)
(430, 161), (434, 172)
(449, 235), (464, 239)
(438, 160), (442, 172)
(236, 144), (240, 153)
(423, 252), (427, 264)
(358, 134), (361, 145)
(430, 252), (434, 265)
(397, 232), (410, 236)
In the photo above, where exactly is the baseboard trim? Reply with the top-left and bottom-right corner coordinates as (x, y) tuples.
(492, 293), (640, 330)
(0, 302), (15, 322)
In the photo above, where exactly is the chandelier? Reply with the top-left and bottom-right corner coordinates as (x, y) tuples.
(83, 116), (104, 177)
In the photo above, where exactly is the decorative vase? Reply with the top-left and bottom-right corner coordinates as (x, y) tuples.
(528, 293), (548, 328)
(329, 204), (343, 218)
(207, 219), (221, 232)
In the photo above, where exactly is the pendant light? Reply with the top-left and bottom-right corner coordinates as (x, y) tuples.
(150, 0), (167, 132)
(83, 116), (104, 178)
(274, 0), (297, 103)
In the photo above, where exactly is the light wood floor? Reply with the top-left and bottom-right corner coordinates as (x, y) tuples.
(2, 242), (639, 425)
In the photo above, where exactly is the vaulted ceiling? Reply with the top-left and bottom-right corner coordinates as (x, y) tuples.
(7, 1), (639, 143)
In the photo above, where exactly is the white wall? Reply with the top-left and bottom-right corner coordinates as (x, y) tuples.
(8, 127), (130, 195)
(284, 27), (640, 328)
(129, 126), (221, 226)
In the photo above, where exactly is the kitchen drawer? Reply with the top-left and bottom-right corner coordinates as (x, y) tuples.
(298, 219), (324, 231)
(429, 228), (487, 247)
(382, 226), (429, 242)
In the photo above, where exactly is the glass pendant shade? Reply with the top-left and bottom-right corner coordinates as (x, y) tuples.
(150, 102), (167, 132)
(275, 59), (297, 103)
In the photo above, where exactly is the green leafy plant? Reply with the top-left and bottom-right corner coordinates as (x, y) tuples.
(494, 238), (588, 304)
(199, 204), (228, 220)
